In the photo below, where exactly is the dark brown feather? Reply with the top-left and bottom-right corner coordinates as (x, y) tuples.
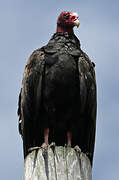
(18, 33), (97, 165)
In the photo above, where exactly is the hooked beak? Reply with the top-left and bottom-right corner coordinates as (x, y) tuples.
(74, 19), (80, 28)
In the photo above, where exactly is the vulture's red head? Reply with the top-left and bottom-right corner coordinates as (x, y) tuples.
(57, 11), (80, 33)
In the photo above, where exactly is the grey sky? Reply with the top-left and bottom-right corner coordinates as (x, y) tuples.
(0, 0), (119, 179)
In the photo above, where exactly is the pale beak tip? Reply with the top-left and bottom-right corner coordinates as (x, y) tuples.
(74, 19), (80, 28)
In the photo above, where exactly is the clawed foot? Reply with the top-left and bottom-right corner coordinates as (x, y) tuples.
(49, 142), (56, 148)
(67, 144), (71, 147)
(74, 145), (81, 153)
(41, 143), (48, 150)
(28, 146), (41, 153)
(65, 143), (71, 148)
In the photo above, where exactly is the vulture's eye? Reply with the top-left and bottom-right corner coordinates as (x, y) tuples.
(64, 14), (70, 20)
(71, 16), (75, 20)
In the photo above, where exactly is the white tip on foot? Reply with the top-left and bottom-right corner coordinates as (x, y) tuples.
(41, 143), (48, 150)
(28, 146), (40, 152)
(74, 145), (81, 153)
(49, 142), (56, 148)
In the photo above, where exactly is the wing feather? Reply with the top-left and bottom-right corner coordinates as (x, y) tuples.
(78, 51), (97, 165)
(17, 49), (45, 157)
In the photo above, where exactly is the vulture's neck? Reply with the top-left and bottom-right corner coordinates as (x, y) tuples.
(56, 25), (74, 34)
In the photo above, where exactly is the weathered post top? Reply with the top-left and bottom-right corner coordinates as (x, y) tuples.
(24, 146), (92, 180)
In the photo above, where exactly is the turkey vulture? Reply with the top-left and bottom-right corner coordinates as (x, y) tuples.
(18, 11), (97, 165)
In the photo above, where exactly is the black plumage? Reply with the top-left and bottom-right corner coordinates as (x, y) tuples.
(18, 13), (97, 166)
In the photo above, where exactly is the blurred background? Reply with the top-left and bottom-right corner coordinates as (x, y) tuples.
(0, 0), (119, 179)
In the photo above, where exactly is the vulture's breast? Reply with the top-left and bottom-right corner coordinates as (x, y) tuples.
(43, 53), (79, 105)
